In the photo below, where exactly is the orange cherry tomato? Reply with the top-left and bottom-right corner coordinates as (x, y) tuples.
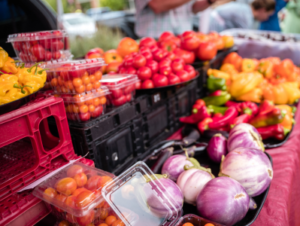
(93, 81), (101, 89)
(94, 71), (103, 80)
(73, 78), (83, 87)
(66, 105), (73, 113)
(183, 223), (194, 226)
(73, 105), (80, 114)
(116, 37), (139, 58)
(61, 87), (68, 93)
(58, 76), (64, 86)
(98, 224), (109, 226)
(204, 224), (215, 226)
(98, 208), (109, 220)
(82, 76), (91, 85)
(51, 78), (58, 87)
(83, 71), (89, 77)
(65, 80), (74, 90)
(105, 216), (117, 226)
(93, 98), (100, 106)
(112, 220), (125, 226)
(75, 85), (85, 93)
(99, 97), (107, 105)
(86, 83), (93, 91)
(85, 94), (94, 105)
(56, 86), (62, 92)
(89, 75), (96, 83)
(89, 105), (95, 112)
(58, 220), (70, 226)
(79, 105), (89, 113)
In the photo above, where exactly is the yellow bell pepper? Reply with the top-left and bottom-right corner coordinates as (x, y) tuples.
(276, 105), (294, 117)
(0, 74), (19, 97)
(257, 60), (274, 79)
(220, 64), (238, 75)
(207, 69), (230, 80)
(2, 57), (18, 74)
(281, 82), (300, 105)
(0, 47), (9, 68)
(236, 88), (262, 103)
(273, 84), (289, 104)
(241, 59), (256, 72)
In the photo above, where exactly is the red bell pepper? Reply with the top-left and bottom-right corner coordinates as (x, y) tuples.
(225, 101), (241, 113)
(208, 107), (238, 129)
(180, 106), (211, 124)
(240, 101), (259, 117)
(209, 90), (223, 96)
(258, 100), (274, 116)
(250, 108), (285, 128)
(197, 118), (213, 133)
(192, 99), (206, 114)
(230, 114), (251, 128)
(257, 124), (290, 140)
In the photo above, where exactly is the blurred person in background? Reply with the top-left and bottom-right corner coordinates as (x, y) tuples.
(134, 0), (221, 38)
(282, 0), (300, 33)
(207, 0), (275, 32)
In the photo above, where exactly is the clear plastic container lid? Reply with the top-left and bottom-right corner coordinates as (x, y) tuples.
(102, 161), (182, 226)
(7, 30), (68, 42)
(59, 86), (110, 103)
(101, 74), (139, 90)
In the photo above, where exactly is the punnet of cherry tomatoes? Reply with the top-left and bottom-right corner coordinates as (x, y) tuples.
(48, 59), (106, 94)
(33, 163), (122, 226)
(7, 30), (71, 63)
(101, 74), (139, 107)
(57, 87), (110, 122)
(178, 214), (224, 226)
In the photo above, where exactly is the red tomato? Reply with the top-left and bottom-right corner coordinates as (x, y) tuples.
(132, 54), (146, 69)
(111, 89), (123, 99)
(159, 40), (177, 52)
(170, 37), (181, 47)
(159, 58), (172, 68)
(152, 73), (160, 81)
(176, 70), (190, 82)
(51, 40), (64, 51)
(140, 51), (153, 61)
(124, 57), (133, 67)
(139, 46), (151, 54)
(159, 32), (175, 42)
(146, 60), (159, 74)
(126, 93), (132, 101)
(112, 95), (127, 106)
(197, 41), (217, 61)
(153, 74), (168, 87)
(123, 84), (135, 94)
(171, 60), (184, 73)
(31, 44), (45, 61)
(159, 66), (172, 76)
(137, 67), (152, 80)
(91, 105), (103, 117)
(126, 67), (137, 74)
(135, 81), (142, 89)
(168, 74), (181, 85)
(139, 37), (157, 48)
(181, 36), (201, 51)
(184, 65), (197, 78)
(182, 31), (195, 39)
(52, 51), (61, 60)
(79, 112), (91, 122)
(118, 67), (127, 74)
(165, 52), (176, 60)
(153, 49), (168, 61)
(45, 51), (52, 61)
(173, 49), (195, 64)
(141, 79), (154, 89)
(172, 58), (186, 66)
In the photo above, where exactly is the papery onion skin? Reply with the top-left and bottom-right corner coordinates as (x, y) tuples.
(177, 168), (214, 205)
(207, 134), (228, 163)
(197, 177), (249, 226)
(161, 155), (194, 181)
(228, 123), (264, 152)
(147, 178), (183, 216)
(220, 147), (273, 197)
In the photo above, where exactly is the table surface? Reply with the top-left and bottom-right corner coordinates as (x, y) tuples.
(168, 102), (300, 226)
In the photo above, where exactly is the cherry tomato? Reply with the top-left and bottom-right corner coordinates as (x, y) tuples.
(88, 104), (95, 112)
(159, 39), (177, 52)
(93, 81), (101, 89)
(135, 81), (141, 89)
(158, 58), (172, 68)
(85, 83), (93, 91)
(126, 93), (132, 102)
(140, 51), (153, 61)
(52, 51), (61, 60)
(99, 96), (107, 105)
(204, 224), (215, 226)
(126, 67), (137, 74)
(211, 37), (225, 50)
(137, 67), (152, 80)
(132, 54), (147, 69)
(51, 78), (58, 87)
(141, 79), (154, 89)
(159, 31), (175, 42)
(89, 75), (96, 83)
(139, 37), (157, 48)
(79, 112), (91, 122)
(168, 74), (181, 85)
(173, 48), (195, 64)
(45, 51), (52, 61)
(93, 98), (100, 106)
(123, 84), (135, 94)
(105, 216), (117, 226)
(146, 60), (158, 74)
(164, 51), (176, 60)
(152, 49), (167, 62)
(182, 36), (201, 51)
(58, 220), (70, 226)
(176, 70), (190, 82)
(82, 76), (91, 85)
(171, 60), (184, 73)
(75, 85), (85, 93)
(112, 220), (125, 226)
(153, 74), (168, 87)
(182, 223), (194, 226)
(94, 71), (103, 80)
(159, 66), (172, 76)
(51, 40), (64, 51)
(65, 80), (74, 90)
(184, 65), (197, 78)
(57, 77), (64, 86)
(79, 105), (89, 113)
(73, 78), (83, 87)
(197, 42), (218, 61)
(73, 105), (80, 113)
(31, 44), (45, 61)
(91, 105), (103, 117)
(112, 95), (127, 106)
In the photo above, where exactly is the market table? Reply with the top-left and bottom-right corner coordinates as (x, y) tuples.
(168, 102), (300, 226)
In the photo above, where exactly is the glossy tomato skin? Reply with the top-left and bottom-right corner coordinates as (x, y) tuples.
(135, 81), (142, 89)
(159, 66), (172, 76)
(132, 54), (146, 69)
(153, 49), (167, 62)
(153, 74), (168, 87)
(184, 65), (197, 78)
(139, 37), (157, 48)
(197, 42), (218, 61)
(31, 44), (45, 61)
(159, 32), (175, 42)
(79, 112), (91, 122)
(159, 58), (172, 68)
(182, 31), (195, 39)
(159, 40), (177, 52)
(176, 70), (190, 82)
(123, 84), (135, 94)
(168, 74), (181, 85)
(111, 89), (123, 99)
(141, 79), (154, 89)
(165, 51), (176, 60)
(91, 105), (103, 117)
(181, 36), (201, 51)
(171, 60), (184, 73)
(173, 49), (195, 64)
(126, 67), (137, 74)
(126, 93), (132, 102)
(146, 60), (158, 74)
(137, 67), (152, 80)
(112, 95), (127, 106)
(140, 51), (153, 61)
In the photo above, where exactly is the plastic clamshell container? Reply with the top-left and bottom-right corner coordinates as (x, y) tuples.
(33, 162), (115, 225)
(102, 161), (182, 226)
(7, 30), (71, 63)
(48, 59), (106, 94)
(59, 86), (110, 122)
(176, 214), (224, 226)
(101, 74), (139, 107)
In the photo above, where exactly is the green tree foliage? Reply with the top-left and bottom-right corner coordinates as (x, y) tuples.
(42, 0), (74, 13)
(99, 0), (127, 10)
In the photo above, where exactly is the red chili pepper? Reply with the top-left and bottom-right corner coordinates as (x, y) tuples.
(230, 114), (252, 128)
(250, 108), (285, 128)
(258, 100), (274, 116)
(212, 112), (223, 119)
(209, 90), (223, 96)
(208, 107), (238, 129)
(240, 101), (259, 116)
(180, 106), (211, 124)
(180, 115), (199, 124)
(257, 124), (290, 140)
(192, 100), (206, 114)
(225, 101), (241, 113)
(195, 99), (206, 107)
(218, 125), (230, 132)
(197, 118), (213, 133)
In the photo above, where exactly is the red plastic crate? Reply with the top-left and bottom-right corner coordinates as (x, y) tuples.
(0, 158), (95, 226)
(0, 96), (76, 203)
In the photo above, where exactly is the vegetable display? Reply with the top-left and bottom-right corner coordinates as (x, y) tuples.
(207, 134), (228, 163)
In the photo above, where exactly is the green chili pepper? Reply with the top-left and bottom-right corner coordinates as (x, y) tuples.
(207, 105), (228, 115)
(203, 93), (231, 106)
(207, 76), (227, 93)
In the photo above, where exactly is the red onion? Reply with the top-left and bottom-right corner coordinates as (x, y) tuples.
(207, 134), (228, 163)
(220, 147), (273, 197)
(177, 167), (214, 205)
(161, 155), (200, 181)
(228, 123), (264, 152)
(197, 177), (249, 226)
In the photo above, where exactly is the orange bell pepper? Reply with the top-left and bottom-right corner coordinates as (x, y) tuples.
(222, 36), (234, 48)
(241, 59), (256, 72)
(269, 76), (286, 85)
(280, 113), (294, 131)
(274, 59), (294, 78)
(273, 84), (288, 104)
(222, 52), (242, 71)
(263, 83), (275, 102)
(236, 88), (262, 103)
(258, 60), (274, 79)
(220, 63), (238, 75)
(264, 57), (281, 65)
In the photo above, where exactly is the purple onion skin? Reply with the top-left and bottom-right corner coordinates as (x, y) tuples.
(221, 147), (273, 197)
(147, 178), (183, 215)
(228, 123), (264, 152)
(177, 168), (213, 205)
(207, 134), (228, 163)
(161, 155), (193, 181)
(197, 177), (249, 226)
